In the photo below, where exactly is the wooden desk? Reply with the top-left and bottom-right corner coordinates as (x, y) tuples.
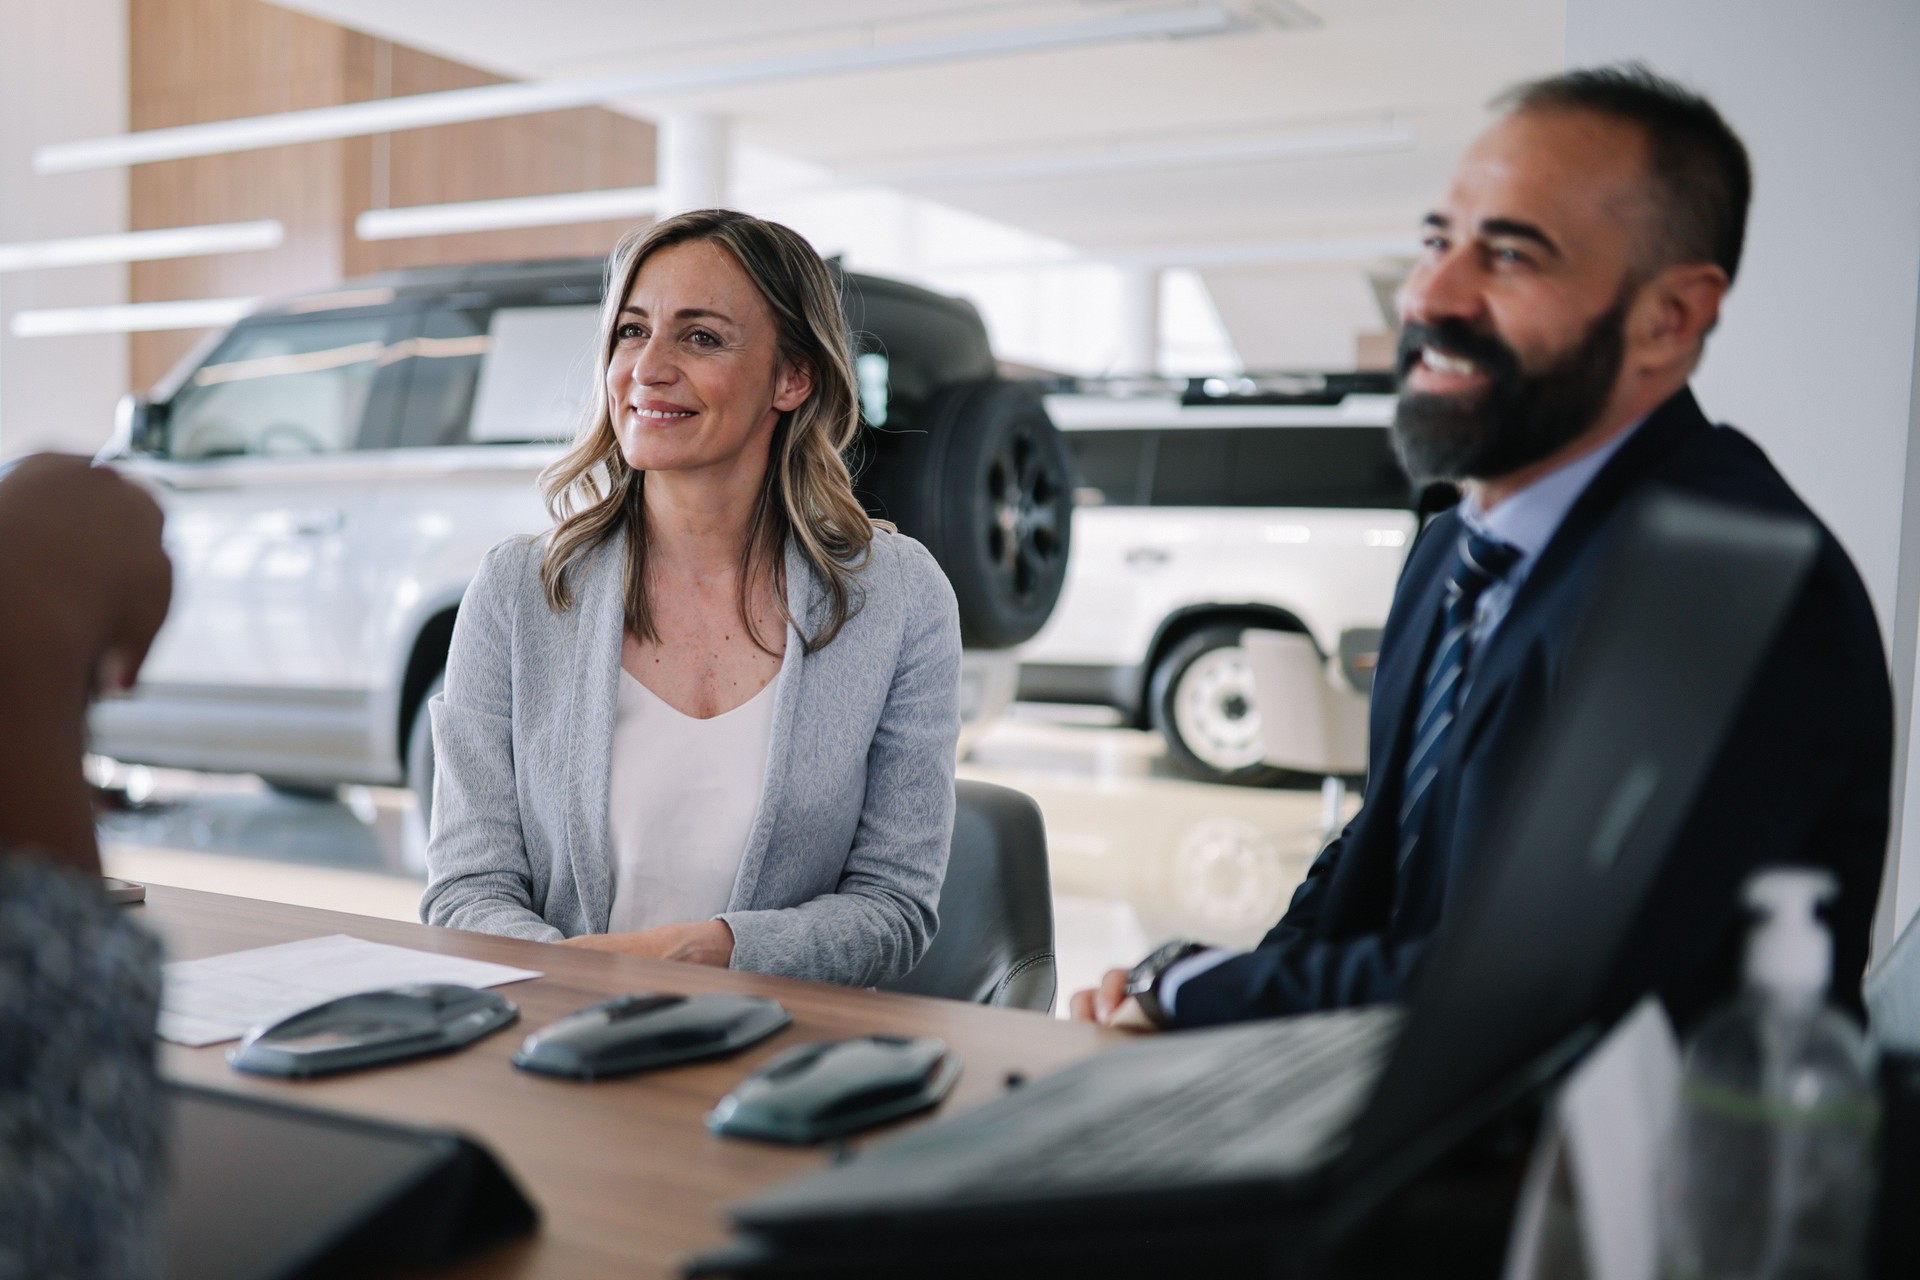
(140, 886), (1121, 1279)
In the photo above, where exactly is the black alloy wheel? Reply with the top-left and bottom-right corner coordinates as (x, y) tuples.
(858, 378), (1074, 649)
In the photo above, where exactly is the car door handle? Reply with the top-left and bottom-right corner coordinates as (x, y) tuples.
(1124, 547), (1170, 569)
(288, 509), (345, 537)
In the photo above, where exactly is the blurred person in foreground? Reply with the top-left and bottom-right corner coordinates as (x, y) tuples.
(0, 454), (172, 1279)
(421, 210), (961, 985)
(1073, 65), (1891, 1034)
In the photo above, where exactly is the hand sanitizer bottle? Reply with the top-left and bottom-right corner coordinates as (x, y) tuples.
(1661, 869), (1878, 1279)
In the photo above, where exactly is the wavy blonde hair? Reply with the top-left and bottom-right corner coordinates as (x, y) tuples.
(538, 210), (877, 654)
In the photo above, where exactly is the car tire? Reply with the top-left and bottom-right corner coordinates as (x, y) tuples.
(406, 672), (444, 832)
(858, 378), (1073, 649)
(1149, 625), (1290, 787)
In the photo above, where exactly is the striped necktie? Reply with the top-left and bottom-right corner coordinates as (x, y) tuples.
(1398, 530), (1522, 869)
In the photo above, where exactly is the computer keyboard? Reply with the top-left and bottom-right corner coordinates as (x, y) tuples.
(953, 1007), (1401, 1194)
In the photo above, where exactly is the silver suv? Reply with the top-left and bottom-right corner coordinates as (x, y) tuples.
(1017, 375), (1421, 785)
(94, 259), (1074, 820)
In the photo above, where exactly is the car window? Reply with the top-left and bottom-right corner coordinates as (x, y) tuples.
(1063, 430), (1155, 506)
(1149, 428), (1236, 506)
(388, 308), (492, 449)
(1231, 427), (1414, 509)
(467, 305), (599, 443)
(165, 316), (394, 460)
(1142, 426), (1411, 509)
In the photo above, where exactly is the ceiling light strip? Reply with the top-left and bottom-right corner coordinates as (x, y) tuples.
(1104, 236), (1419, 269)
(846, 124), (1416, 187)
(0, 220), (284, 272)
(356, 185), (661, 240)
(35, 5), (1237, 175)
(10, 298), (259, 337)
(922, 235), (1419, 274)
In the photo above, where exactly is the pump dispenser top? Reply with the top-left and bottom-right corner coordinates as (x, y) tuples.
(1744, 867), (1836, 1003)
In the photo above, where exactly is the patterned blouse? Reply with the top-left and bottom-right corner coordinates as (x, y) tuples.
(0, 855), (163, 1280)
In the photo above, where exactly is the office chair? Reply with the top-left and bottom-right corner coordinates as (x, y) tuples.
(1241, 629), (1369, 839)
(878, 780), (1056, 1012)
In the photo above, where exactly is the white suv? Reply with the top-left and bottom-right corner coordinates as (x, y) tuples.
(92, 259), (1073, 821)
(1017, 377), (1417, 784)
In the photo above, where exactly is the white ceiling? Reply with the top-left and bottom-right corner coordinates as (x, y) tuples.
(269, 0), (1567, 258)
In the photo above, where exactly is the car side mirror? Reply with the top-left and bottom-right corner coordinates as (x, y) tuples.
(115, 392), (165, 456)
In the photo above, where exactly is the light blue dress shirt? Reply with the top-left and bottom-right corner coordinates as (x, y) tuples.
(1155, 420), (1644, 1019)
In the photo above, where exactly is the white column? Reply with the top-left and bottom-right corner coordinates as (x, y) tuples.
(657, 111), (732, 218)
(1564, 0), (1920, 955)
(0, 0), (129, 457)
(1115, 265), (1161, 375)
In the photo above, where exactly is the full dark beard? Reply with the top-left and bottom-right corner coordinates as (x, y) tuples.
(1391, 292), (1630, 485)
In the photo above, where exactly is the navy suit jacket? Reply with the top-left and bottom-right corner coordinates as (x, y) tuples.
(1171, 388), (1892, 1032)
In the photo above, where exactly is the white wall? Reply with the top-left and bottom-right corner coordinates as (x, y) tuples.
(1564, 0), (1920, 951)
(734, 143), (1238, 377)
(1200, 264), (1385, 371)
(0, 0), (129, 459)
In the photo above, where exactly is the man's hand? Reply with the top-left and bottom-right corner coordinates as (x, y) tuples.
(1068, 968), (1160, 1032)
(559, 920), (736, 967)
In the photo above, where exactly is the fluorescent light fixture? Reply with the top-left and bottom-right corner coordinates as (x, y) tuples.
(35, 5), (1238, 174)
(1103, 235), (1419, 269)
(0, 220), (283, 273)
(845, 123), (1414, 187)
(925, 235), (1418, 274)
(1251, 0), (1323, 29)
(357, 186), (661, 240)
(10, 297), (258, 337)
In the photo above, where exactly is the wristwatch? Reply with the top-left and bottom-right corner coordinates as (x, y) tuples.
(1124, 940), (1206, 1029)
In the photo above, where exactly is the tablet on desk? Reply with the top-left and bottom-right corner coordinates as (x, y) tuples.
(165, 1083), (536, 1279)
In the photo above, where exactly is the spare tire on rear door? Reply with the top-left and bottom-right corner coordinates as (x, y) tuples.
(857, 378), (1073, 649)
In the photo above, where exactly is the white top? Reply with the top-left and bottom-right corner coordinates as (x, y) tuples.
(605, 669), (779, 934)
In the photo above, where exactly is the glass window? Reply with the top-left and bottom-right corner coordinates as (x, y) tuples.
(390, 309), (491, 449)
(1063, 430), (1154, 506)
(467, 306), (599, 443)
(1230, 427), (1414, 509)
(1137, 426), (1412, 510)
(166, 317), (393, 460)
(1149, 428), (1237, 506)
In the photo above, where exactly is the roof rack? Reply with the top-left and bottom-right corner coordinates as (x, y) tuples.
(1181, 371), (1396, 406)
(1027, 370), (1398, 407)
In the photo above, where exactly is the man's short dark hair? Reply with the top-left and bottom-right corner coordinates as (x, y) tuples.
(1499, 63), (1752, 283)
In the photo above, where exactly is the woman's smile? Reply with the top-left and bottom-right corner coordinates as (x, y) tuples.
(628, 399), (699, 423)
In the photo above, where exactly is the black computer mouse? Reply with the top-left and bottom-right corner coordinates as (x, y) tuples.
(706, 1035), (960, 1143)
(512, 992), (790, 1080)
(228, 984), (519, 1079)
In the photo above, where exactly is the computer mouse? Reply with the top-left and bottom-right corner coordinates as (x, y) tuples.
(512, 992), (790, 1081)
(706, 1035), (960, 1144)
(228, 984), (519, 1079)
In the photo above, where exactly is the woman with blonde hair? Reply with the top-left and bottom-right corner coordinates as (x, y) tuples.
(421, 210), (960, 985)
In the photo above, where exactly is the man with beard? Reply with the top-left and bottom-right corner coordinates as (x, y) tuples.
(1071, 64), (1891, 1034)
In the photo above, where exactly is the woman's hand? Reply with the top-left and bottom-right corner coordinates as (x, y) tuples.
(559, 920), (735, 967)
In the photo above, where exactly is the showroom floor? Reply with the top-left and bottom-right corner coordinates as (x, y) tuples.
(99, 705), (1350, 1013)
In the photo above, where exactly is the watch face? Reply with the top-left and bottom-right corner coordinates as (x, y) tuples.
(1129, 941), (1194, 993)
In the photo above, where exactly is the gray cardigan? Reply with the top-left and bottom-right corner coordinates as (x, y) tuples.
(420, 527), (961, 986)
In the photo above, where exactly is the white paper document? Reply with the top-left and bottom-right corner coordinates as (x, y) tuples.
(1505, 998), (1682, 1280)
(159, 934), (542, 1047)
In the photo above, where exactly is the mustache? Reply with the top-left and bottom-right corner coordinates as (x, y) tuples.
(1394, 319), (1521, 390)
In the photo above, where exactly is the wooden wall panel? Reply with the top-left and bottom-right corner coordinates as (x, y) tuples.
(129, 0), (655, 389)
(339, 38), (654, 276)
